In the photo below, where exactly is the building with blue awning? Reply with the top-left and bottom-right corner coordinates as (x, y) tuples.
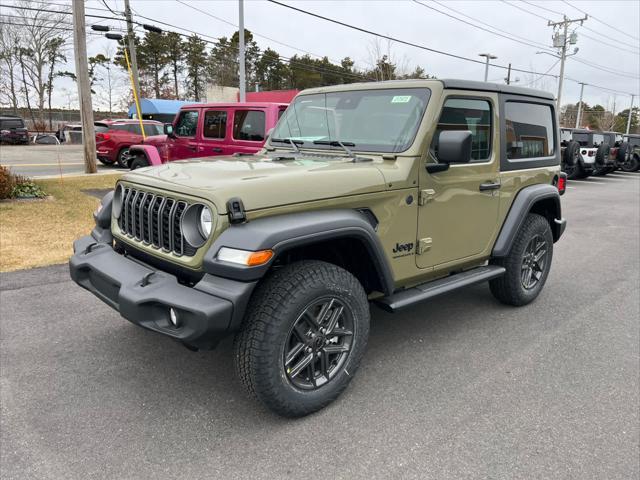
(128, 99), (198, 124)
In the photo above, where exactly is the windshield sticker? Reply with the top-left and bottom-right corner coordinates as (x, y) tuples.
(391, 95), (411, 103)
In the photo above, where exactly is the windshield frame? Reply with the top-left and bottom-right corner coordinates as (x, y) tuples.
(269, 87), (432, 155)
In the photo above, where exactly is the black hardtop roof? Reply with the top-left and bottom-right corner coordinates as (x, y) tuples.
(440, 79), (555, 100)
(625, 133), (640, 138)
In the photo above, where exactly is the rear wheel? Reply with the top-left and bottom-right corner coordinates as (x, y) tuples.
(562, 141), (582, 180)
(129, 156), (149, 170)
(97, 156), (115, 166)
(116, 147), (131, 168)
(234, 260), (370, 417)
(621, 154), (639, 172)
(490, 213), (553, 306)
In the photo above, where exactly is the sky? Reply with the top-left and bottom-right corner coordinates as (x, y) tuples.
(8, 0), (640, 112)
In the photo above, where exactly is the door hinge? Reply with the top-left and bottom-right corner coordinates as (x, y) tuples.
(417, 237), (432, 255)
(418, 189), (436, 206)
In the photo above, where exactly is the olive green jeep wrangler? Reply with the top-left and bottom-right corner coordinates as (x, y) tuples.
(70, 79), (567, 417)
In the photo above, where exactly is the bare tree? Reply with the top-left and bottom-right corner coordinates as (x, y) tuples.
(0, 24), (21, 112)
(11, 0), (70, 124)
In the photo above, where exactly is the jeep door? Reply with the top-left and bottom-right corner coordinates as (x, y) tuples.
(417, 93), (500, 271)
(169, 109), (200, 159)
(229, 108), (268, 155)
(198, 108), (230, 156)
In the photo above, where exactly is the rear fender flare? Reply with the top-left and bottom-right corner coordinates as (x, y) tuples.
(492, 184), (564, 257)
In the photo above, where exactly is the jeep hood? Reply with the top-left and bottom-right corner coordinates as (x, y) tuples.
(123, 154), (388, 213)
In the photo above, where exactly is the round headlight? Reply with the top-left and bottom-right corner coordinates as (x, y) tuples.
(113, 184), (124, 218)
(199, 206), (213, 238)
(181, 204), (213, 248)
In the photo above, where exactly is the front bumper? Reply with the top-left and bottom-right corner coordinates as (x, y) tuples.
(69, 235), (255, 349)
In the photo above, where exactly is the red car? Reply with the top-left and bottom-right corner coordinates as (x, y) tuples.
(127, 102), (288, 169)
(95, 119), (164, 167)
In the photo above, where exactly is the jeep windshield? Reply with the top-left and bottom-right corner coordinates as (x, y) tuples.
(271, 88), (431, 153)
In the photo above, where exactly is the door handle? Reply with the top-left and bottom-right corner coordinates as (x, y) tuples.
(212, 147), (223, 153)
(479, 181), (501, 191)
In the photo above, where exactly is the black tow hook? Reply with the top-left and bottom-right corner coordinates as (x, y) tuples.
(140, 272), (155, 287)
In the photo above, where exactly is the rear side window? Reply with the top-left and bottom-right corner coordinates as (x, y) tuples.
(143, 124), (163, 136)
(94, 125), (110, 133)
(175, 110), (199, 137)
(203, 110), (227, 139)
(0, 118), (25, 129)
(233, 110), (265, 141)
(505, 102), (555, 159)
(432, 98), (492, 162)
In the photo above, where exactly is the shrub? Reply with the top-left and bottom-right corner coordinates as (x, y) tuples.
(11, 181), (47, 198)
(0, 165), (16, 199)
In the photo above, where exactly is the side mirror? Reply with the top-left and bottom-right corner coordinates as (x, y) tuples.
(437, 130), (473, 164)
(164, 123), (175, 137)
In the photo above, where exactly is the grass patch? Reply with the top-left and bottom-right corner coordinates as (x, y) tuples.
(0, 175), (120, 272)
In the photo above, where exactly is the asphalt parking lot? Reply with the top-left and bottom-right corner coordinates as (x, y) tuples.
(0, 144), (120, 177)
(1, 171), (638, 480)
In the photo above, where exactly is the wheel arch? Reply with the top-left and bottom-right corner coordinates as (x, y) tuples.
(492, 184), (565, 258)
(203, 209), (395, 296)
(128, 144), (162, 167)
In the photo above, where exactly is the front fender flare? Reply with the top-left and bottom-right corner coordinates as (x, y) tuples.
(202, 209), (395, 295)
(128, 144), (163, 166)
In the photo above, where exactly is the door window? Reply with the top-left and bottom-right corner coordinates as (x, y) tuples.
(505, 102), (555, 159)
(175, 110), (199, 137)
(431, 98), (492, 162)
(203, 110), (227, 139)
(233, 110), (266, 141)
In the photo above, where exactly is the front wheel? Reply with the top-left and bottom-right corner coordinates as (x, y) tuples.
(620, 154), (639, 172)
(490, 213), (553, 306)
(130, 156), (149, 170)
(234, 260), (370, 417)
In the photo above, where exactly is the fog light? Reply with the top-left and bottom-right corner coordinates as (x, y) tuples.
(169, 308), (179, 327)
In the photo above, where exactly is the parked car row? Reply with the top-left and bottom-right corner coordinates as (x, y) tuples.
(560, 128), (640, 179)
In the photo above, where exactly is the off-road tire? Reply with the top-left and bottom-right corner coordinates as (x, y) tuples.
(616, 142), (629, 163)
(562, 141), (582, 180)
(130, 156), (149, 170)
(593, 144), (610, 176)
(489, 213), (553, 306)
(234, 260), (370, 417)
(621, 154), (639, 172)
(116, 147), (130, 168)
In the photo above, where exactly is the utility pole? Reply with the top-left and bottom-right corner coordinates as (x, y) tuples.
(479, 53), (497, 82)
(575, 82), (586, 128)
(72, 0), (97, 174)
(238, 0), (246, 102)
(548, 14), (587, 110)
(626, 94), (635, 134)
(505, 63), (512, 85)
(124, 0), (141, 111)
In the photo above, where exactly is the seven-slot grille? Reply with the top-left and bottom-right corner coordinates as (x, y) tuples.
(117, 187), (197, 256)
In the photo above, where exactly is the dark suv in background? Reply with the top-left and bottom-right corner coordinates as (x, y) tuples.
(95, 119), (164, 167)
(0, 115), (29, 145)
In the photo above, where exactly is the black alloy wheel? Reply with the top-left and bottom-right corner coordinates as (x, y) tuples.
(521, 234), (548, 290)
(284, 297), (354, 390)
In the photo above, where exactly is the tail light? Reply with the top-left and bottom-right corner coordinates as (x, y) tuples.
(96, 133), (111, 141)
(556, 173), (567, 195)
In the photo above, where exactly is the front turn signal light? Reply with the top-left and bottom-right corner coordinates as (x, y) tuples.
(217, 247), (274, 266)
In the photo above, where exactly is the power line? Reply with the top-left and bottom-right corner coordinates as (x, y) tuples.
(266, 0), (559, 79)
(520, 59), (561, 86)
(561, 0), (640, 42)
(500, 0), (548, 21)
(569, 56), (639, 80)
(521, 0), (564, 17)
(412, 0), (554, 53)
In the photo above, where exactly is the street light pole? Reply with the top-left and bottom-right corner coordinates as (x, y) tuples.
(238, 0), (246, 102)
(478, 53), (497, 82)
(71, 0), (97, 174)
(575, 82), (586, 129)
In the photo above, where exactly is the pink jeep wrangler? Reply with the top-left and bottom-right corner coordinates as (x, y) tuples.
(128, 102), (288, 169)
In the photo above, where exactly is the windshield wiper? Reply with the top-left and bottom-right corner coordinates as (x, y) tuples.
(312, 140), (355, 158)
(270, 137), (303, 152)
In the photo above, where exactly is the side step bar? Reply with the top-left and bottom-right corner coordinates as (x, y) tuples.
(374, 265), (506, 312)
